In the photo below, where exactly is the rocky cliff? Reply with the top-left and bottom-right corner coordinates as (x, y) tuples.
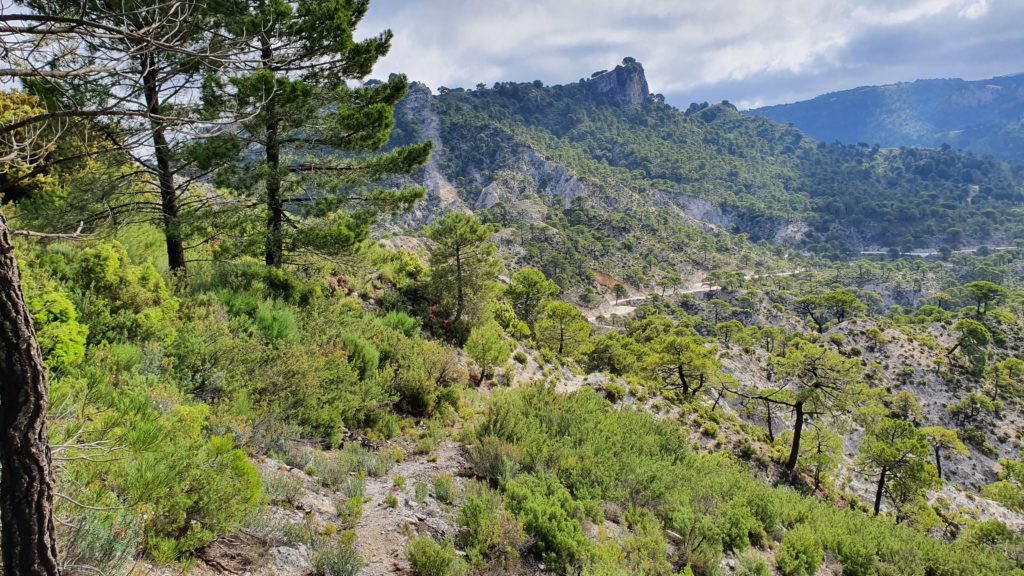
(587, 57), (650, 106)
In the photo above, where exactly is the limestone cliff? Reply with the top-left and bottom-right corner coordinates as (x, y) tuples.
(586, 57), (650, 106)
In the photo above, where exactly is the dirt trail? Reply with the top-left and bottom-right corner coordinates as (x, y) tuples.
(586, 269), (804, 321)
(355, 441), (465, 575)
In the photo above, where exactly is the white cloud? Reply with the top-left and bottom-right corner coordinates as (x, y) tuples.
(959, 0), (990, 20)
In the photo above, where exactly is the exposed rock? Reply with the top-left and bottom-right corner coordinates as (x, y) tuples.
(587, 57), (650, 106)
(267, 545), (311, 576)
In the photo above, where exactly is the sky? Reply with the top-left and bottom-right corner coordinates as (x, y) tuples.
(360, 0), (1024, 110)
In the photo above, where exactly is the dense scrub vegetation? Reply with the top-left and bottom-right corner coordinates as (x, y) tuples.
(459, 385), (1019, 575)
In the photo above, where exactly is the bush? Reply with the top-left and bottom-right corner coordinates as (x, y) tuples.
(457, 483), (524, 567)
(776, 526), (823, 576)
(407, 535), (459, 576)
(466, 436), (518, 482)
(433, 474), (457, 505)
(312, 531), (363, 576)
(503, 473), (593, 571)
(736, 550), (770, 576)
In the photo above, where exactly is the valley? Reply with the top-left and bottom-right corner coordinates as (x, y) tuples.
(1, 6), (1024, 576)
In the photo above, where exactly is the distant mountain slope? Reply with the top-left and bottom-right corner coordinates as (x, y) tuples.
(749, 74), (1024, 162)
(384, 60), (1024, 277)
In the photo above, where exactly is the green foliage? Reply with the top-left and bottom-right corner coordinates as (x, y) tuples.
(467, 385), (1014, 575)
(407, 535), (461, 576)
(857, 418), (937, 518)
(425, 212), (502, 338)
(433, 474), (457, 505)
(535, 300), (591, 357)
(214, 0), (430, 265)
(982, 455), (1024, 511)
(465, 321), (513, 385)
(504, 472), (594, 571)
(457, 483), (525, 568)
(312, 531), (363, 576)
(776, 526), (823, 576)
(505, 267), (559, 325)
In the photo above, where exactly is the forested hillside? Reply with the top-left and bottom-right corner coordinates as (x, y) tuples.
(749, 74), (1024, 163)
(388, 60), (1024, 264)
(1, 7), (1024, 576)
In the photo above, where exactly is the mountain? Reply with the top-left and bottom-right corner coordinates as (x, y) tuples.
(385, 59), (1024, 279)
(749, 74), (1024, 162)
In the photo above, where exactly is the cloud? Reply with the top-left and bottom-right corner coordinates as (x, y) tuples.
(360, 0), (1022, 108)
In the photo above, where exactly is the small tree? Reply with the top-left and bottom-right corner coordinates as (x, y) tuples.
(754, 341), (863, 480)
(989, 358), (1024, 400)
(611, 282), (628, 304)
(857, 418), (937, 517)
(426, 212), (502, 339)
(964, 281), (1007, 316)
(505, 267), (559, 326)
(792, 294), (830, 334)
(947, 319), (991, 376)
(535, 301), (590, 357)
(921, 426), (968, 480)
(715, 320), (744, 347)
(465, 322), (513, 386)
(648, 335), (721, 397)
(222, 0), (431, 266)
(823, 290), (867, 324)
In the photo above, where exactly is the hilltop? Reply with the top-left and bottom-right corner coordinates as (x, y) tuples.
(749, 73), (1024, 162)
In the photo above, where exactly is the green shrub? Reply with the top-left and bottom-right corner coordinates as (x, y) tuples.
(407, 535), (459, 576)
(433, 474), (457, 505)
(736, 550), (770, 576)
(457, 484), (524, 567)
(263, 469), (304, 505)
(466, 435), (517, 482)
(380, 310), (421, 337)
(312, 531), (363, 576)
(335, 496), (363, 528)
(503, 473), (593, 571)
(777, 526), (823, 576)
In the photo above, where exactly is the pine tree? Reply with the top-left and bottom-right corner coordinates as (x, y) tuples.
(425, 212), (502, 338)
(221, 0), (431, 266)
(7, 0), (239, 272)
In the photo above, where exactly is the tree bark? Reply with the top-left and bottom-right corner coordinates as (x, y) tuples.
(933, 446), (942, 480)
(785, 401), (804, 478)
(142, 53), (186, 272)
(0, 214), (62, 576)
(764, 399), (774, 443)
(261, 39), (284, 268)
(873, 468), (887, 515)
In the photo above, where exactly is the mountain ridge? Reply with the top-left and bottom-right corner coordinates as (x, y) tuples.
(748, 72), (1024, 162)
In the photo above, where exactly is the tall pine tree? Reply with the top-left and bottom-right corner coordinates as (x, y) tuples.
(219, 0), (431, 266)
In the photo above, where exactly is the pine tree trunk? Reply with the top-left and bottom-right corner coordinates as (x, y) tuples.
(785, 401), (805, 479)
(873, 468), (887, 515)
(934, 446), (942, 480)
(0, 215), (62, 576)
(262, 39), (284, 268)
(142, 53), (186, 272)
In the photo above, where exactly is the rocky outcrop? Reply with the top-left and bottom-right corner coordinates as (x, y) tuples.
(587, 57), (650, 106)
(393, 82), (470, 220)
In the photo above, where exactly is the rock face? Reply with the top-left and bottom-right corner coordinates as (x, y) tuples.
(587, 58), (650, 106)
(392, 82), (470, 221)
